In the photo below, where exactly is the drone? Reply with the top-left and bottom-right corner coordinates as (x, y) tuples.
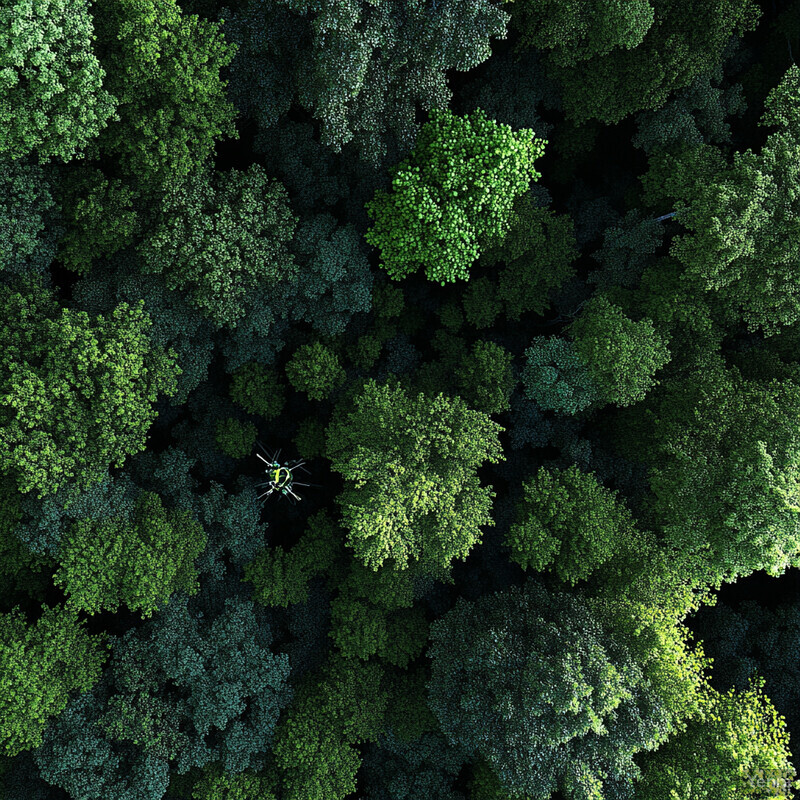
(255, 441), (318, 505)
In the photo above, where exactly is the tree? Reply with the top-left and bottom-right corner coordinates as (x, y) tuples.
(90, 0), (238, 193)
(618, 357), (800, 585)
(285, 341), (346, 401)
(635, 680), (799, 800)
(51, 163), (140, 275)
(481, 197), (579, 322)
(521, 336), (601, 415)
(0, 0), (117, 163)
(284, 213), (374, 338)
(272, 654), (387, 800)
(365, 108), (547, 285)
(512, 0), (655, 68)
(0, 274), (180, 498)
(428, 580), (707, 800)
(53, 489), (207, 617)
(519, 0), (760, 127)
(505, 464), (642, 586)
(230, 0), (510, 165)
(567, 296), (671, 407)
(0, 156), (62, 276)
(101, 595), (290, 774)
(138, 165), (298, 328)
(244, 509), (341, 608)
(669, 65), (800, 335)
(325, 377), (505, 571)
(229, 362), (286, 420)
(0, 604), (108, 756)
(453, 340), (516, 416)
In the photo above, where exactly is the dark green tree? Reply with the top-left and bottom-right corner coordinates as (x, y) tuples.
(428, 580), (707, 800)
(90, 0), (238, 193)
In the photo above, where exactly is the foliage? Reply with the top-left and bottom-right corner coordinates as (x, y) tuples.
(461, 276), (501, 330)
(505, 464), (641, 585)
(482, 197), (579, 322)
(453, 340), (516, 416)
(634, 680), (799, 800)
(214, 417), (257, 460)
(532, 0), (760, 126)
(272, 654), (387, 800)
(428, 580), (701, 800)
(512, 0), (655, 68)
(0, 604), (108, 756)
(669, 65), (800, 334)
(266, 0), (510, 165)
(90, 0), (238, 193)
(0, 0), (117, 162)
(521, 336), (601, 415)
(53, 490), (207, 617)
(285, 213), (373, 337)
(0, 157), (62, 276)
(100, 595), (291, 774)
(244, 510), (341, 607)
(0, 274), (180, 498)
(229, 362), (286, 420)
(365, 108), (547, 285)
(628, 359), (800, 584)
(191, 768), (277, 800)
(52, 164), (140, 275)
(325, 377), (504, 571)
(138, 165), (298, 328)
(567, 296), (671, 407)
(285, 341), (346, 401)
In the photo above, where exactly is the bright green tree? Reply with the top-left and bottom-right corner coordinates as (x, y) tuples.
(138, 165), (298, 328)
(0, 604), (108, 756)
(53, 490), (207, 617)
(285, 341), (346, 401)
(0, 0), (118, 163)
(325, 378), (504, 571)
(0, 275), (180, 498)
(365, 108), (547, 285)
(506, 464), (642, 585)
(635, 680), (799, 800)
(90, 0), (238, 193)
(567, 295), (671, 407)
(669, 65), (800, 335)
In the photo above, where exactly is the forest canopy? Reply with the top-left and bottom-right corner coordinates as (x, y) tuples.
(2, 1), (800, 799)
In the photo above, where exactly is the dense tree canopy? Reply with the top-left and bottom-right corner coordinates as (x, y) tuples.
(325, 377), (504, 571)
(2, 3), (799, 799)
